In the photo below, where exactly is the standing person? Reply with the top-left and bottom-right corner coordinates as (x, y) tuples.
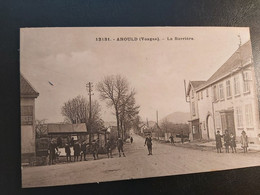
(92, 139), (99, 160)
(80, 141), (87, 161)
(241, 131), (249, 153)
(70, 137), (74, 147)
(57, 136), (62, 148)
(181, 131), (184, 144)
(73, 141), (80, 162)
(215, 131), (222, 153)
(144, 134), (153, 155)
(65, 143), (71, 162)
(117, 137), (126, 157)
(230, 133), (237, 153)
(105, 139), (113, 158)
(223, 130), (231, 153)
(169, 135), (175, 145)
(130, 137), (133, 144)
(48, 139), (58, 165)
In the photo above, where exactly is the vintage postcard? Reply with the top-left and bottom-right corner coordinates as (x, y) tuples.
(20, 27), (260, 188)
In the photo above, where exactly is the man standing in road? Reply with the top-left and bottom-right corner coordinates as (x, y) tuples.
(130, 136), (133, 144)
(117, 137), (126, 157)
(216, 131), (222, 153)
(80, 140), (87, 161)
(105, 139), (113, 158)
(169, 135), (175, 145)
(65, 143), (71, 162)
(92, 139), (99, 160)
(144, 134), (153, 155)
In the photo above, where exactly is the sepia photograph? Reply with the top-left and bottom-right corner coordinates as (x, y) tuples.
(20, 27), (260, 188)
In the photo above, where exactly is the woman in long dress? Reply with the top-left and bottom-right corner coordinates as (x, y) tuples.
(241, 131), (248, 153)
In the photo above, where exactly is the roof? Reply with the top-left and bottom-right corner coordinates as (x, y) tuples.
(197, 40), (252, 91)
(187, 81), (206, 96)
(47, 123), (87, 134)
(20, 73), (39, 98)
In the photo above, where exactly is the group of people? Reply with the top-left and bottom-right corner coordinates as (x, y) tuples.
(48, 136), (129, 165)
(216, 130), (249, 153)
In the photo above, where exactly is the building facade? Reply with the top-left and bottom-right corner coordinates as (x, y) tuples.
(186, 41), (260, 143)
(20, 73), (39, 161)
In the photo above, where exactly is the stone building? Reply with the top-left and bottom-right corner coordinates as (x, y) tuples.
(20, 73), (39, 161)
(186, 41), (260, 143)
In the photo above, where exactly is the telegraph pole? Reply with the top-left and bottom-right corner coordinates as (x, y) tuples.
(86, 82), (94, 144)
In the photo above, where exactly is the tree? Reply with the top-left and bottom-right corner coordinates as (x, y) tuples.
(61, 95), (104, 133)
(97, 75), (139, 138)
(35, 119), (48, 138)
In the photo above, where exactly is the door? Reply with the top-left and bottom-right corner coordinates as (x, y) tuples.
(207, 115), (215, 139)
(220, 111), (235, 136)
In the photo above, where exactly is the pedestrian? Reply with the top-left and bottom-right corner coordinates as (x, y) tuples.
(48, 139), (58, 165)
(223, 130), (231, 153)
(181, 131), (184, 144)
(241, 130), (249, 153)
(73, 141), (81, 162)
(92, 139), (99, 160)
(169, 135), (175, 145)
(65, 143), (71, 162)
(215, 131), (222, 153)
(230, 133), (237, 153)
(70, 137), (74, 147)
(80, 140), (87, 161)
(130, 137), (133, 144)
(144, 134), (153, 155)
(117, 137), (126, 157)
(105, 139), (113, 158)
(57, 136), (62, 148)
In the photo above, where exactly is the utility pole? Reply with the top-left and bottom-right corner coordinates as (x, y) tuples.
(86, 82), (94, 144)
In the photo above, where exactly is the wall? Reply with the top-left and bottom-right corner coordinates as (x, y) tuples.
(21, 97), (36, 157)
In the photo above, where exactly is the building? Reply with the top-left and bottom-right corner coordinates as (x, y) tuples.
(186, 41), (260, 143)
(20, 73), (39, 161)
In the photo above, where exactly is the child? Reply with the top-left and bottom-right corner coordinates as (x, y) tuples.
(230, 133), (237, 153)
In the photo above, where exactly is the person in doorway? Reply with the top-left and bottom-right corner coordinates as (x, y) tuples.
(57, 136), (62, 148)
(215, 131), (222, 153)
(241, 130), (249, 153)
(223, 130), (231, 153)
(80, 140), (87, 161)
(130, 137), (133, 144)
(230, 133), (237, 153)
(65, 143), (71, 162)
(92, 139), (99, 160)
(144, 134), (153, 155)
(105, 139), (113, 158)
(70, 137), (74, 147)
(73, 141), (81, 162)
(117, 137), (126, 157)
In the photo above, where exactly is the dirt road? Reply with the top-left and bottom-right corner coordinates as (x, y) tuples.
(22, 133), (260, 188)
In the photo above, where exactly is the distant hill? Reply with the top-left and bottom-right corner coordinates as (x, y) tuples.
(160, 112), (190, 124)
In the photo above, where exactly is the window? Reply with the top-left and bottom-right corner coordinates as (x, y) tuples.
(192, 102), (196, 116)
(197, 92), (200, 100)
(191, 90), (194, 98)
(243, 71), (251, 93)
(213, 85), (218, 101)
(236, 107), (243, 128)
(206, 88), (209, 97)
(234, 75), (240, 95)
(219, 83), (224, 100)
(226, 80), (232, 98)
(201, 91), (203, 99)
(245, 104), (253, 127)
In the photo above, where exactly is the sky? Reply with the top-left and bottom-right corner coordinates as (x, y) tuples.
(20, 27), (250, 123)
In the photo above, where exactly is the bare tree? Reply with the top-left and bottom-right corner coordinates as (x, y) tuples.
(119, 90), (140, 139)
(35, 119), (48, 138)
(97, 75), (138, 138)
(61, 95), (104, 132)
